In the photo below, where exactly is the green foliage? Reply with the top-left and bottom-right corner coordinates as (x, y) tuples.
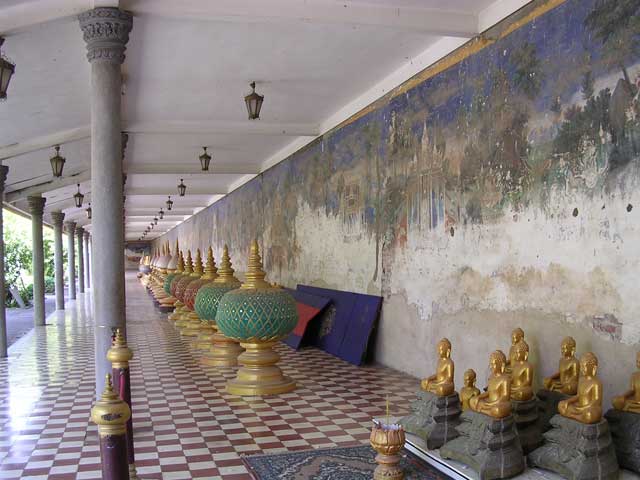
(44, 276), (55, 294)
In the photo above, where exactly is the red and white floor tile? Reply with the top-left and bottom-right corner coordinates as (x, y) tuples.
(0, 273), (418, 479)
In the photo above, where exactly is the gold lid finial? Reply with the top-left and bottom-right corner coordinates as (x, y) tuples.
(184, 250), (194, 274)
(215, 244), (239, 284)
(91, 373), (131, 434)
(202, 246), (218, 280)
(106, 328), (133, 367)
(193, 249), (204, 276)
(241, 240), (271, 289)
(176, 251), (185, 273)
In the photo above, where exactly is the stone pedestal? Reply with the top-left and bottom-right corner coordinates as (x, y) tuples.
(537, 389), (570, 432)
(440, 411), (525, 480)
(528, 415), (619, 480)
(605, 409), (640, 474)
(512, 397), (542, 454)
(399, 390), (460, 449)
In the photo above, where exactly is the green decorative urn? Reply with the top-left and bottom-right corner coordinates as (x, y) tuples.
(216, 240), (298, 396)
(194, 245), (242, 364)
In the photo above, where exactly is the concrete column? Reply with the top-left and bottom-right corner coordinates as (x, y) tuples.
(84, 231), (91, 289)
(0, 166), (9, 357)
(50, 211), (65, 310)
(65, 221), (77, 300)
(79, 7), (132, 397)
(76, 226), (85, 294)
(27, 196), (46, 327)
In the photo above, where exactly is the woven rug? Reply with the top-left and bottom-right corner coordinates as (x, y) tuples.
(243, 445), (452, 480)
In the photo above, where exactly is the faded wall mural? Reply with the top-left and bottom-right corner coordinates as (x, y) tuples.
(155, 0), (640, 403)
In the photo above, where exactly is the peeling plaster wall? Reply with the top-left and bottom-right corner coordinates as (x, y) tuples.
(154, 0), (640, 406)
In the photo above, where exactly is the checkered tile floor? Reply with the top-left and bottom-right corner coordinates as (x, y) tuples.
(0, 272), (419, 479)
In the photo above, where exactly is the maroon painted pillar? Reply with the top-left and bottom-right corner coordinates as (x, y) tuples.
(91, 373), (131, 480)
(107, 329), (138, 480)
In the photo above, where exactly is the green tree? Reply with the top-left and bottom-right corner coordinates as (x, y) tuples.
(585, 0), (640, 86)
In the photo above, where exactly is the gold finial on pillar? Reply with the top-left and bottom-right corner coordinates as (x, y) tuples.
(176, 251), (185, 273)
(193, 249), (204, 276)
(107, 329), (133, 369)
(184, 250), (194, 274)
(215, 245), (239, 283)
(202, 247), (218, 280)
(91, 374), (131, 436)
(241, 240), (270, 289)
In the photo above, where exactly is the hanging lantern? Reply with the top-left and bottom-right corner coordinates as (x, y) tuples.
(153, 217), (158, 226)
(159, 208), (164, 220)
(199, 147), (212, 171)
(166, 195), (173, 211)
(74, 184), (84, 208)
(177, 178), (187, 197)
(86, 202), (92, 219)
(0, 38), (15, 101)
(49, 145), (66, 178)
(244, 81), (264, 120)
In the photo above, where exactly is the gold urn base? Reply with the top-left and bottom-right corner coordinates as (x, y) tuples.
(168, 303), (185, 321)
(193, 323), (216, 351)
(225, 341), (295, 396)
(179, 313), (201, 336)
(370, 422), (405, 480)
(201, 331), (244, 367)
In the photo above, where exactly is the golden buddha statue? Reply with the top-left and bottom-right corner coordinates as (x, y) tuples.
(558, 352), (602, 424)
(505, 327), (525, 376)
(510, 340), (534, 401)
(543, 336), (579, 394)
(612, 351), (640, 413)
(421, 338), (455, 397)
(470, 350), (512, 418)
(460, 369), (480, 411)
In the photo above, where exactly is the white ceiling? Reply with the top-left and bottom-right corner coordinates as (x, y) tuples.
(0, 0), (531, 241)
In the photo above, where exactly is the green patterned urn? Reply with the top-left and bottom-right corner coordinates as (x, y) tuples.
(216, 240), (298, 396)
(194, 245), (243, 365)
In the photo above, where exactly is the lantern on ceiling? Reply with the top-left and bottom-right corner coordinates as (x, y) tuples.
(86, 202), (92, 219)
(244, 81), (264, 120)
(153, 217), (158, 226)
(74, 184), (84, 208)
(0, 38), (15, 101)
(159, 208), (164, 220)
(166, 195), (173, 211)
(49, 145), (66, 178)
(199, 147), (211, 172)
(177, 179), (186, 197)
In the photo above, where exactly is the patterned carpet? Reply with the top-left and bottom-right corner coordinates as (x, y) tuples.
(243, 445), (452, 480)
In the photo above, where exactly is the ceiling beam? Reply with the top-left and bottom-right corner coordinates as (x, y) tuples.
(6, 170), (91, 203)
(125, 188), (226, 196)
(125, 164), (260, 175)
(126, 0), (479, 37)
(44, 195), (92, 212)
(0, 127), (90, 161)
(125, 121), (319, 137)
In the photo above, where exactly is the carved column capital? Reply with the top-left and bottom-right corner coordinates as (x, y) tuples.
(50, 211), (65, 227)
(76, 226), (85, 238)
(64, 221), (77, 235)
(78, 8), (133, 65)
(27, 196), (46, 216)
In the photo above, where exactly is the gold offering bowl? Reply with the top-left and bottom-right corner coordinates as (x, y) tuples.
(370, 420), (405, 480)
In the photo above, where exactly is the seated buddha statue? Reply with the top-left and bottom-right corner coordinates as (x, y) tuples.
(612, 351), (640, 414)
(510, 340), (534, 401)
(558, 352), (602, 424)
(543, 336), (579, 394)
(420, 338), (455, 397)
(470, 350), (512, 418)
(460, 369), (480, 411)
(505, 327), (525, 376)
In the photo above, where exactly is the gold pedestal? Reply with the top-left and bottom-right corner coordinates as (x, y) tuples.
(168, 302), (184, 321)
(193, 322), (216, 351)
(226, 341), (295, 396)
(180, 313), (202, 337)
(202, 330), (244, 367)
(370, 423), (405, 480)
(174, 311), (191, 329)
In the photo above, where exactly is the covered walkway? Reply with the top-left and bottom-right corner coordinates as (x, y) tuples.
(0, 273), (416, 479)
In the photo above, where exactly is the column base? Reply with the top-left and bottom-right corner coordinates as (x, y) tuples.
(226, 341), (295, 396)
(202, 332), (244, 367)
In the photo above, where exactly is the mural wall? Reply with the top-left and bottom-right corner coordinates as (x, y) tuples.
(154, 0), (640, 404)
